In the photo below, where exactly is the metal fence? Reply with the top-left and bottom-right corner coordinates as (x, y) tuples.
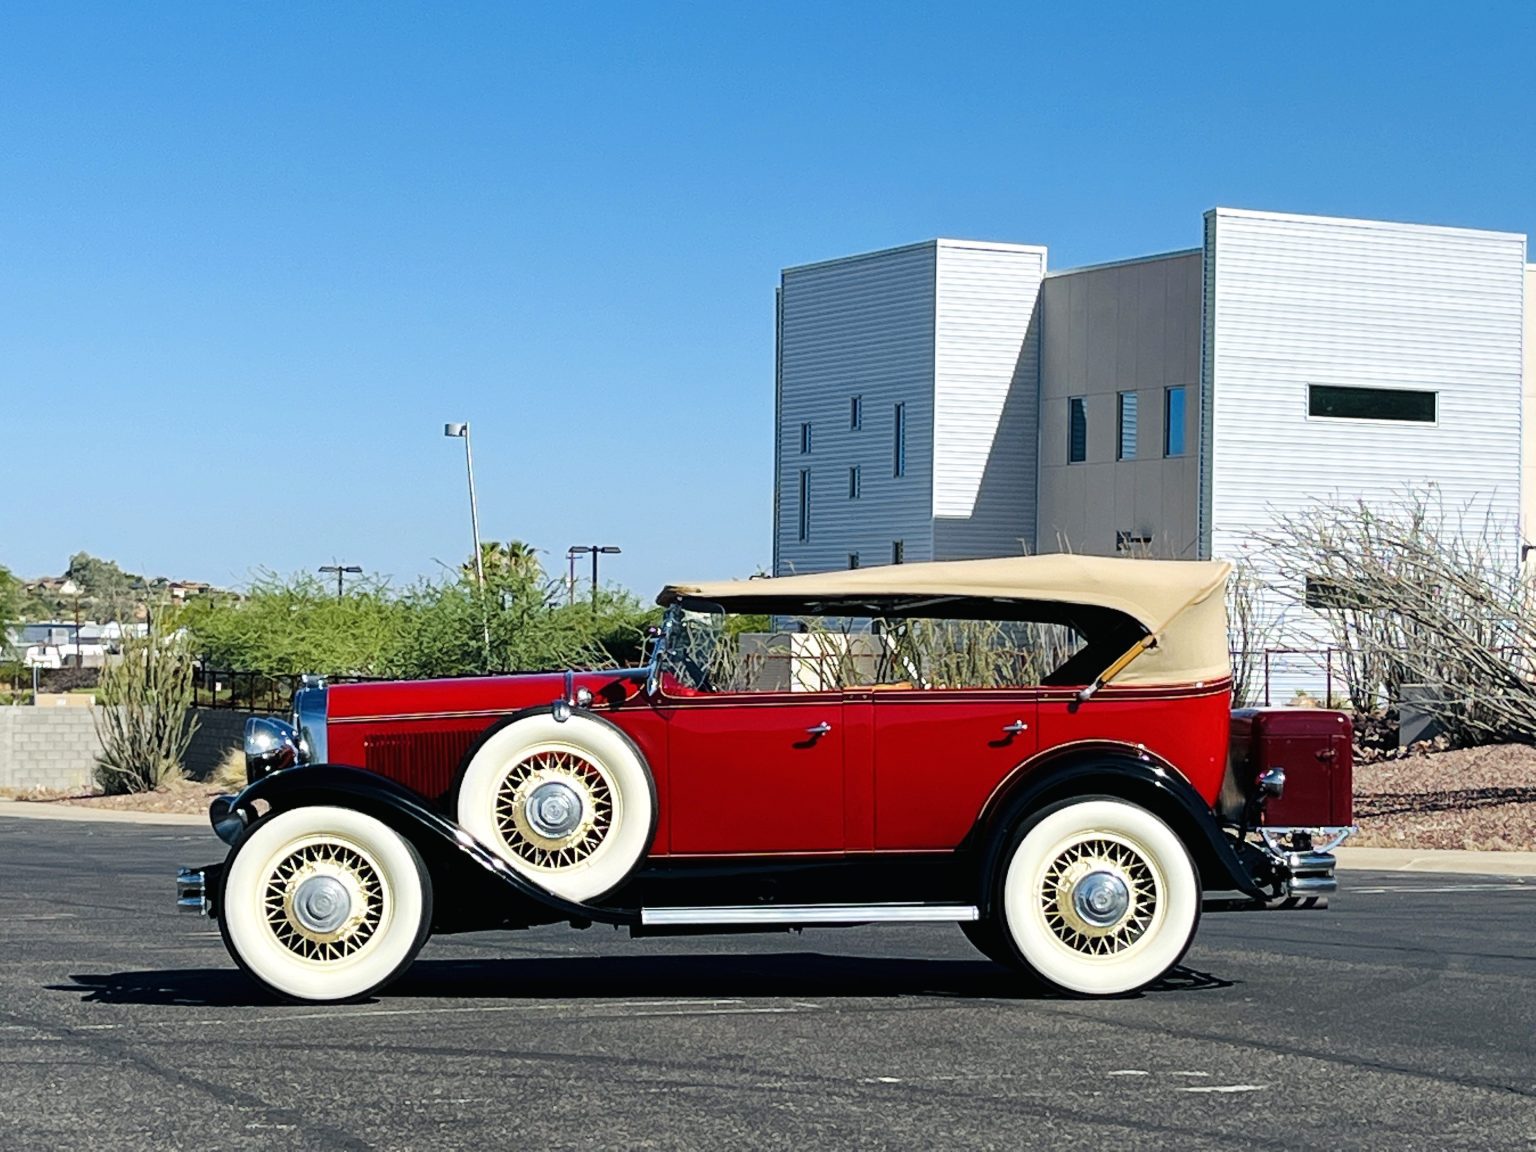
(192, 668), (302, 713)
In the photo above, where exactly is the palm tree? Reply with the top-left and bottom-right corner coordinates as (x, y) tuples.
(464, 540), (543, 584)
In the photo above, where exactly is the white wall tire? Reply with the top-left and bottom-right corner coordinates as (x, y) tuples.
(999, 797), (1200, 997)
(219, 806), (432, 1003)
(455, 711), (656, 904)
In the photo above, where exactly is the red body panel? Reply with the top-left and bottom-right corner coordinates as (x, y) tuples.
(324, 671), (1235, 859)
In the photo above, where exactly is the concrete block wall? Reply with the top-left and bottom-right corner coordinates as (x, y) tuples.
(0, 707), (103, 792)
(0, 706), (255, 792)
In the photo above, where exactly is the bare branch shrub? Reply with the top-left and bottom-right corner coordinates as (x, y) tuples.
(94, 612), (199, 793)
(1226, 557), (1282, 708)
(1257, 486), (1535, 746)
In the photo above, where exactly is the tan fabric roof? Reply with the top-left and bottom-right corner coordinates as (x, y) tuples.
(660, 554), (1233, 687)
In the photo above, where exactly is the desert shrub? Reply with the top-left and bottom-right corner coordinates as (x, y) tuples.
(94, 613), (199, 793)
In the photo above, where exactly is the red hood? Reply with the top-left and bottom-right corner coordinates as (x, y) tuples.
(326, 668), (647, 722)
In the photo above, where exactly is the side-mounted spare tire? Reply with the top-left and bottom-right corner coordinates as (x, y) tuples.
(454, 709), (657, 904)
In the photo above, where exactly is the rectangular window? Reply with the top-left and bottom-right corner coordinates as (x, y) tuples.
(848, 465), (861, 499)
(1117, 391), (1138, 460)
(848, 553), (860, 570)
(1068, 397), (1087, 463)
(893, 403), (906, 477)
(799, 422), (812, 454)
(850, 395), (862, 431)
(1309, 384), (1436, 423)
(1164, 386), (1187, 457)
(797, 469), (810, 541)
(892, 540), (905, 565)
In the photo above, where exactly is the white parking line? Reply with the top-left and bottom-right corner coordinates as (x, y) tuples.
(1182, 1084), (1264, 1094)
(1350, 884), (1532, 894)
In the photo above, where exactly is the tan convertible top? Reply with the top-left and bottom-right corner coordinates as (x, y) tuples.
(659, 554), (1233, 688)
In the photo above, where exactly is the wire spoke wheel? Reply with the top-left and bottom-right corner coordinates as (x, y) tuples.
(1000, 796), (1200, 997)
(1039, 835), (1159, 957)
(220, 805), (432, 1003)
(261, 839), (385, 963)
(456, 711), (657, 903)
(493, 749), (614, 869)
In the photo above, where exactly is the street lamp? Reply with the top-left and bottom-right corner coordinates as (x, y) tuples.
(568, 545), (621, 609)
(443, 423), (485, 590)
(444, 421), (491, 664)
(318, 564), (363, 598)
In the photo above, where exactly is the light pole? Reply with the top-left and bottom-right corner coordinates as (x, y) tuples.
(318, 564), (363, 598)
(443, 423), (485, 590)
(565, 548), (580, 606)
(444, 421), (491, 664)
(568, 545), (621, 610)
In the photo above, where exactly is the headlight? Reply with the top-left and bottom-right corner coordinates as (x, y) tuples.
(244, 716), (301, 782)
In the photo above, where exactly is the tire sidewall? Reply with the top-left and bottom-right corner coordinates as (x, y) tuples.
(998, 795), (1200, 997)
(455, 710), (656, 903)
(220, 805), (431, 1003)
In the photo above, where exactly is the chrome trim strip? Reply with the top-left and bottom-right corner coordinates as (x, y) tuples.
(293, 680), (328, 763)
(640, 903), (979, 926)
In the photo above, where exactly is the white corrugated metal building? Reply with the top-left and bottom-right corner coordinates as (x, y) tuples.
(773, 207), (1532, 699)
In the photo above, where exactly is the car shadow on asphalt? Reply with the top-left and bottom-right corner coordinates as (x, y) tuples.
(51, 955), (1233, 1008)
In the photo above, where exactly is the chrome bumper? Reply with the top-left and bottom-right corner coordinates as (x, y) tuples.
(177, 867), (210, 916)
(1260, 826), (1356, 898)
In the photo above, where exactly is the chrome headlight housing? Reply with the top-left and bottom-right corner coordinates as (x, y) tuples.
(244, 676), (328, 783)
(243, 716), (301, 782)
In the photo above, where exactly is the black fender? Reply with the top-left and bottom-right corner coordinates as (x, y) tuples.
(969, 743), (1275, 909)
(224, 764), (638, 929)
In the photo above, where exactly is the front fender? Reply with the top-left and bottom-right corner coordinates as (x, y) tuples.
(223, 765), (637, 929)
(971, 747), (1275, 906)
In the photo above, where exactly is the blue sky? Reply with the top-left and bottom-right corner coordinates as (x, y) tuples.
(3, 2), (1533, 597)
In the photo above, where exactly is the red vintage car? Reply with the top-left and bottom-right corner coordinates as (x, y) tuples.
(177, 555), (1354, 1002)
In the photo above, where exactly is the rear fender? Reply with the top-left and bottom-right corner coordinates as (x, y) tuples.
(971, 743), (1274, 907)
(224, 765), (637, 930)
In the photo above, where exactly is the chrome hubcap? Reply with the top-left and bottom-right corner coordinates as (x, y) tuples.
(291, 874), (352, 935)
(1071, 869), (1130, 927)
(525, 780), (584, 840)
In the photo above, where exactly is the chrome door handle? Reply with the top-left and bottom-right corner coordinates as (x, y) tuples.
(1002, 721), (1029, 735)
(805, 722), (832, 736)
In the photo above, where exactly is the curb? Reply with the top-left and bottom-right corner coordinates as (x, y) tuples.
(0, 800), (208, 828)
(1335, 846), (1536, 878)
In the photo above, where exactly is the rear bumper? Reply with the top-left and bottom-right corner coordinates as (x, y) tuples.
(1260, 825), (1356, 898)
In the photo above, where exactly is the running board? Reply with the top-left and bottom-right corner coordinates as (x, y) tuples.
(640, 903), (979, 927)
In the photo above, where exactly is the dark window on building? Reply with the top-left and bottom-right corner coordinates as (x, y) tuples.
(893, 403), (906, 477)
(800, 422), (812, 453)
(892, 540), (905, 565)
(1309, 384), (1436, 423)
(1116, 530), (1152, 554)
(1068, 397), (1087, 463)
(1164, 386), (1187, 457)
(848, 553), (860, 570)
(848, 465), (861, 499)
(797, 470), (810, 541)
(850, 395), (863, 430)
(1117, 391), (1138, 460)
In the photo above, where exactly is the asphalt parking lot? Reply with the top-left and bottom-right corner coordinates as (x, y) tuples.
(2, 816), (1533, 1151)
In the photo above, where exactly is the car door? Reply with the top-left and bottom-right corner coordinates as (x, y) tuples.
(657, 688), (846, 855)
(871, 689), (1039, 850)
